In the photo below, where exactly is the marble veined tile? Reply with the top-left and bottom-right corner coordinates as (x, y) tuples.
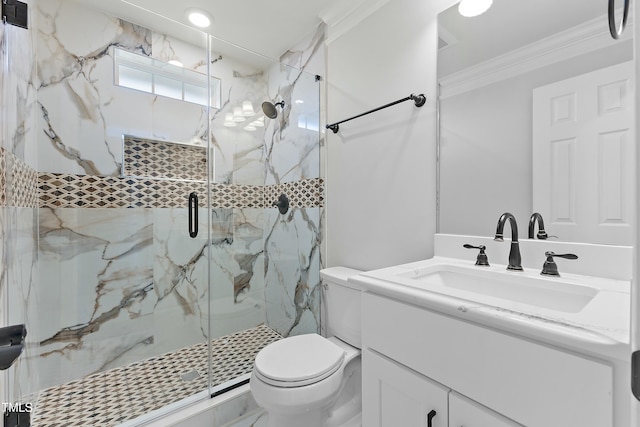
(37, 207), (155, 388)
(37, 0), (210, 177)
(211, 69), (268, 185)
(264, 208), (321, 337)
(152, 207), (210, 353)
(263, 65), (320, 186)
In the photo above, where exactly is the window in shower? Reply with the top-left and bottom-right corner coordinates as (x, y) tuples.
(114, 47), (221, 108)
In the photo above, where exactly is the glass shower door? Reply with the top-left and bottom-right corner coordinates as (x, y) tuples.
(1, 0), (39, 423)
(26, 0), (217, 424)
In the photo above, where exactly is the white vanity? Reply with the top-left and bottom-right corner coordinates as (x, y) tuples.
(352, 234), (632, 427)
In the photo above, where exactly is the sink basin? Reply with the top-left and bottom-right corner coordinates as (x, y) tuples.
(396, 264), (598, 313)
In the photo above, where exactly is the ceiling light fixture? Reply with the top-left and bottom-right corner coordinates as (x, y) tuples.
(233, 107), (246, 122)
(223, 113), (236, 127)
(242, 100), (256, 117)
(250, 117), (265, 127)
(458, 0), (493, 17)
(186, 8), (213, 28)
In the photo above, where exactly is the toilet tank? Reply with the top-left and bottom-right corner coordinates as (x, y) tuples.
(320, 267), (363, 349)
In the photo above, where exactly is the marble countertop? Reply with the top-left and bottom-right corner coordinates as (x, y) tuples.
(351, 256), (631, 362)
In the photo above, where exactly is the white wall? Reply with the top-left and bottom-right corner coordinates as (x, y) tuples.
(324, 0), (457, 271)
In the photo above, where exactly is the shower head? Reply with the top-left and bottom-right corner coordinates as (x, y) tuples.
(261, 100), (285, 119)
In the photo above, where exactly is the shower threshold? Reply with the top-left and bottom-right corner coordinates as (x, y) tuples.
(31, 325), (282, 427)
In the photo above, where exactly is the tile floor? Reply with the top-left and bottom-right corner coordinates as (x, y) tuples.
(31, 325), (282, 426)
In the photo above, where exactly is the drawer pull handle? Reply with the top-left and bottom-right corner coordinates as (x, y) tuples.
(427, 409), (437, 427)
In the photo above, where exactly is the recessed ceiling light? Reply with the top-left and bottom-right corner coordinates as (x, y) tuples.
(458, 0), (493, 17)
(186, 8), (213, 28)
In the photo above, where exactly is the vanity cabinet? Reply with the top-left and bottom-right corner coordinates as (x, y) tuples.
(363, 349), (448, 427)
(363, 349), (520, 427)
(361, 292), (614, 427)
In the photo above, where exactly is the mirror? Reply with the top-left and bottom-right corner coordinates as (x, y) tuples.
(437, 0), (634, 245)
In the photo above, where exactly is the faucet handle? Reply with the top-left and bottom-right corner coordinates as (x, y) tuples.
(463, 244), (490, 266)
(541, 251), (578, 276)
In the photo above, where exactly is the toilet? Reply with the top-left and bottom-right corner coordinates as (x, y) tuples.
(250, 267), (363, 427)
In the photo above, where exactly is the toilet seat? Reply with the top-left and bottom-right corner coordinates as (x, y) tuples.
(254, 334), (346, 388)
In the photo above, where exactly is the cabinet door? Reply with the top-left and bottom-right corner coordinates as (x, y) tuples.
(362, 349), (448, 427)
(449, 391), (522, 427)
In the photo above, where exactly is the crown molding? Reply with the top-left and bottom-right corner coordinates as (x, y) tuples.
(439, 15), (634, 99)
(319, 0), (391, 45)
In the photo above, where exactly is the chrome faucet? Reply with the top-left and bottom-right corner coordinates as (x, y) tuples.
(494, 212), (523, 271)
(528, 212), (548, 239)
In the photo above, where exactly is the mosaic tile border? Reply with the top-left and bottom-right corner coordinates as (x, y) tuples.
(0, 147), (39, 208)
(32, 325), (282, 427)
(38, 173), (209, 209)
(9, 154), (39, 208)
(213, 183), (265, 209)
(123, 136), (207, 182)
(38, 174), (324, 210)
(2, 146), (324, 211)
(265, 179), (325, 209)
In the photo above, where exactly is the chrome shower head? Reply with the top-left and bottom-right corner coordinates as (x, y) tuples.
(261, 100), (285, 119)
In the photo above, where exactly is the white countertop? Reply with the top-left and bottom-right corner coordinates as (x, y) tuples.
(351, 255), (631, 362)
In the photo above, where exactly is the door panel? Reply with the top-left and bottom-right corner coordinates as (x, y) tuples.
(533, 61), (635, 245)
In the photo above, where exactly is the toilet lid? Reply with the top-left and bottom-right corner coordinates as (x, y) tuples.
(254, 334), (345, 387)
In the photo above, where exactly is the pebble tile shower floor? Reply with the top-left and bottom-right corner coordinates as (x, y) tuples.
(31, 325), (282, 426)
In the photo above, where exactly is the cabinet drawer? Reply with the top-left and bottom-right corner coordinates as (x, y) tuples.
(362, 293), (613, 427)
(363, 349), (449, 427)
(449, 391), (522, 427)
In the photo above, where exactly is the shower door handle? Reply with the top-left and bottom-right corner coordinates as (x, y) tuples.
(188, 192), (198, 238)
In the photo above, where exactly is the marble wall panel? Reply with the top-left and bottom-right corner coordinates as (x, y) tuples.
(210, 68), (268, 185)
(151, 32), (208, 73)
(37, 208), (155, 388)
(261, 26), (324, 338)
(36, 0), (210, 176)
(152, 207), (210, 354)
(264, 68), (321, 186)
(264, 208), (321, 336)
(263, 26), (324, 187)
(209, 208), (266, 339)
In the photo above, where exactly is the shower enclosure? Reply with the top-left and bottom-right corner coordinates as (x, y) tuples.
(0, 0), (324, 424)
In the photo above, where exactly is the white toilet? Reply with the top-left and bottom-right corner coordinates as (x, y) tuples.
(250, 267), (363, 427)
